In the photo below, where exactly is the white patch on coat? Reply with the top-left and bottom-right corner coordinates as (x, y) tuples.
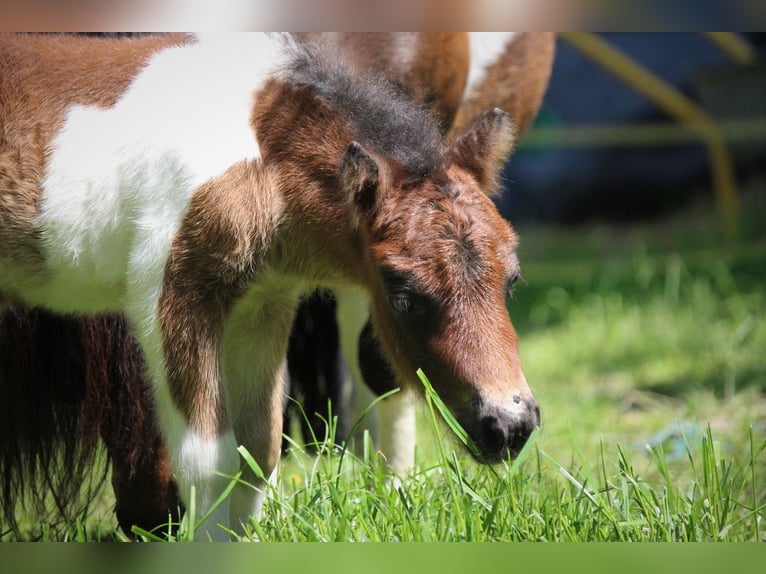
(36, 33), (284, 315)
(463, 32), (516, 101)
(173, 427), (239, 541)
(390, 33), (420, 77)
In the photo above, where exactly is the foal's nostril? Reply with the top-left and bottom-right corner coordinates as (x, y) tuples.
(476, 396), (540, 461)
(480, 413), (508, 453)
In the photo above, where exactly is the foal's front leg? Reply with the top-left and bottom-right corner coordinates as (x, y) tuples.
(221, 290), (299, 535)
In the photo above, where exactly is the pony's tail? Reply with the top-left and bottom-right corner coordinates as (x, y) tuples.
(0, 307), (180, 539)
(0, 306), (107, 538)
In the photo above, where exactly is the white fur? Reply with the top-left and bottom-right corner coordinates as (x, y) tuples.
(464, 33), (516, 101)
(37, 34), (282, 315)
(376, 389), (417, 474)
(176, 429), (239, 541)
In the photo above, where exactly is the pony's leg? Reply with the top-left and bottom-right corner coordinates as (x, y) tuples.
(376, 389), (417, 474)
(357, 320), (416, 474)
(109, 437), (182, 538)
(226, 361), (286, 534)
(87, 313), (183, 538)
(336, 288), (380, 440)
(148, 360), (238, 541)
(222, 290), (299, 535)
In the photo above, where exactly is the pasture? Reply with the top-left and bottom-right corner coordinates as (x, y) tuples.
(6, 180), (764, 542)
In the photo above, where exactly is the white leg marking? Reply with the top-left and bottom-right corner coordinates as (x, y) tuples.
(175, 429), (239, 542)
(377, 389), (417, 474)
(131, 307), (237, 542)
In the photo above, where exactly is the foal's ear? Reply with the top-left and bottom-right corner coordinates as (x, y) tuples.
(448, 108), (517, 196)
(340, 141), (380, 219)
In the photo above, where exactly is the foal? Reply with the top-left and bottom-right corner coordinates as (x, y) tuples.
(290, 32), (555, 474)
(0, 33), (537, 539)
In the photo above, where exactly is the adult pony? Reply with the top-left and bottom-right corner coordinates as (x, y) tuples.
(0, 33), (538, 540)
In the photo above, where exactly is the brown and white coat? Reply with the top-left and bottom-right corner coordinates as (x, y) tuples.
(1, 33), (542, 539)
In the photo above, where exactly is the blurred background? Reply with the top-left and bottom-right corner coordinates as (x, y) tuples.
(502, 32), (766, 225)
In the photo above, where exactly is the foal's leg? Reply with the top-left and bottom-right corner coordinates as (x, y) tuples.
(376, 390), (417, 474)
(95, 315), (183, 536)
(336, 288), (379, 437)
(222, 290), (299, 534)
(109, 436), (182, 537)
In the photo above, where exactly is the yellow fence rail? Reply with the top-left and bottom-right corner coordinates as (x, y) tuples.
(521, 118), (766, 148)
(553, 32), (756, 240)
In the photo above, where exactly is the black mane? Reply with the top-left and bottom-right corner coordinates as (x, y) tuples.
(279, 38), (443, 178)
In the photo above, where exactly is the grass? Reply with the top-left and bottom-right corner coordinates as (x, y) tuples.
(4, 183), (766, 542)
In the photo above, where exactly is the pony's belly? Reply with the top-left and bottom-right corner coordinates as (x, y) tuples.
(0, 252), (121, 313)
(20, 273), (126, 313)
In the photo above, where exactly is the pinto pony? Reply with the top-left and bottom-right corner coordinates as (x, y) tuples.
(0, 33), (540, 540)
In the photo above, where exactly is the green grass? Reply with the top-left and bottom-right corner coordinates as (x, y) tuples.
(5, 184), (766, 542)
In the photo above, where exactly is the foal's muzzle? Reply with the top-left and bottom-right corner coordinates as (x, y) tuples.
(467, 394), (540, 463)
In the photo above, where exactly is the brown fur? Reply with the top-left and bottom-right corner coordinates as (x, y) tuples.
(159, 160), (281, 438)
(251, 62), (533, 434)
(446, 108), (518, 196)
(363, 121), (526, 410)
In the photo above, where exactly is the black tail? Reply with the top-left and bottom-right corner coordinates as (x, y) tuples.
(0, 306), (180, 539)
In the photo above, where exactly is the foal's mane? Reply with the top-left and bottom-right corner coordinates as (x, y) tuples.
(278, 38), (443, 179)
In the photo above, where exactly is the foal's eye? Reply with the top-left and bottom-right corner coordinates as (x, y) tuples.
(389, 293), (413, 313)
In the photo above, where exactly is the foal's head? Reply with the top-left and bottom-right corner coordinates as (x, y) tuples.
(340, 108), (539, 462)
